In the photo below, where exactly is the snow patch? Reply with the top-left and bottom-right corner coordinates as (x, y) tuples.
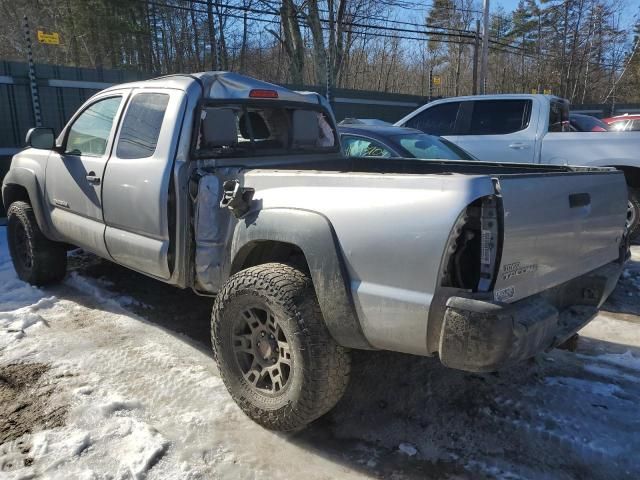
(596, 350), (640, 372)
(98, 397), (143, 416)
(545, 376), (624, 396)
(30, 429), (92, 472)
(398, 442), (418, 456)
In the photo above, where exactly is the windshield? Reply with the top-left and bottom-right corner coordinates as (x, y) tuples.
(391, 133), (475, 160)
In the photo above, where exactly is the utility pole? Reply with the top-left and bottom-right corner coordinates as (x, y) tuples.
(472, 20), (480, 95)
(480, 0), (490, 95)
(326, 51), (332, 103)
(428, 68), (433, 101)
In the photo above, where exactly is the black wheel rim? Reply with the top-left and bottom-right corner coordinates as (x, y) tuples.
(12, 220), (32, 270)
(232, 305), (293, 395)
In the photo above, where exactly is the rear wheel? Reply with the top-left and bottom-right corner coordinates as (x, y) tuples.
(7, 201), (67, 285)
(628, 188), (640, 243)
(211, 263), (351, 431)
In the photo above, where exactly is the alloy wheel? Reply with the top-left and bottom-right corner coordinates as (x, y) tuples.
(232, 305), (293, 395)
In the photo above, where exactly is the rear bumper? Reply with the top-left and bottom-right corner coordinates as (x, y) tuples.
(438, 260), (624, 372)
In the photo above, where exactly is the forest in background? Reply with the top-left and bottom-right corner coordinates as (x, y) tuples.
(0, 0), (639, 104)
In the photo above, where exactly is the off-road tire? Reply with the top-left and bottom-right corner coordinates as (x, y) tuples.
(212, 263), (351, 431)
(628, 187), (640, 243)
(7, 201), (67, 285)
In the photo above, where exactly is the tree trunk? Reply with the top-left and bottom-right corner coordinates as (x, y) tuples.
(207, 0), (218, 70)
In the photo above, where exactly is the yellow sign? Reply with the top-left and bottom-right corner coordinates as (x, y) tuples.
(432, 75), (442, 87)
(531, 89), (538, 94)
(37, 30), (60, 45)
(543, 89), (552, 95)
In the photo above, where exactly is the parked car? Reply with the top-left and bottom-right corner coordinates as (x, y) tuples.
(569, 113), (609, 132)
(338, 125), (476, 160)
(3, 73), (629, 432)
(602, 114), (640, 132)
(396, 94), (640, 239)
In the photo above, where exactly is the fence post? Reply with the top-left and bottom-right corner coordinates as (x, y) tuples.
(23, 16), (42, 128)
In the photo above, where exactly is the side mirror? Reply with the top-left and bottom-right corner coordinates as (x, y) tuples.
(25, 127), (55, 150)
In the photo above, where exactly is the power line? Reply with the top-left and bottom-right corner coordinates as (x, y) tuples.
(146, 0), (479, 39)
(136, 0), (627, 72)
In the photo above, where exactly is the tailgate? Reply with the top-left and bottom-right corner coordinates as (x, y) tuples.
(492, 171), (626, 303)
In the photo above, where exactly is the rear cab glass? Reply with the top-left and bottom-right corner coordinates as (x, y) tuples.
(193, 101), (338, 159)
(463, 99), (532, 135)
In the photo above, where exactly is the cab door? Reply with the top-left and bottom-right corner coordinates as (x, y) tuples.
(45, 93), (127, 257)
(102, 88), (186, 279)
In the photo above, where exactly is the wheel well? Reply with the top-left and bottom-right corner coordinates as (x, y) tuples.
(609, 166), (640, 189)
(231, 241), (309, 274)
(2, 184), (30, 211)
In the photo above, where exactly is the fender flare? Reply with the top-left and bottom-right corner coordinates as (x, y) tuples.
(230, 208), (373, 350)
(2, 167), (58, 240)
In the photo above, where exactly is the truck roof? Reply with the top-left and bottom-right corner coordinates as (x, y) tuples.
(430, 93), (565, 103)
(102, 71), (324, 105)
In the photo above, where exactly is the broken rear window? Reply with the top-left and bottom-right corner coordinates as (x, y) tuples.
(194, 102), (338, 158)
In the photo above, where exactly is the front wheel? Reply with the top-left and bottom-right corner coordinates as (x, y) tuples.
(7, 201), (67, 285)
(627, 188), (640, 243)
(211, 263), (351, 431)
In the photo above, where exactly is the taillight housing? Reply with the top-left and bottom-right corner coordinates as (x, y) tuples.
(440, 195), (502, 293)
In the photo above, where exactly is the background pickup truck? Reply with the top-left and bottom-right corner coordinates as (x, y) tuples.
(2, 73), (629, 431)
(395, 94), (640, 239)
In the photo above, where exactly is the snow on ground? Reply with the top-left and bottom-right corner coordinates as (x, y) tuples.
(1, 226), (640, 479)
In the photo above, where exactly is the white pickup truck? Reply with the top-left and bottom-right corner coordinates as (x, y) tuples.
(396, 94), (640, 239)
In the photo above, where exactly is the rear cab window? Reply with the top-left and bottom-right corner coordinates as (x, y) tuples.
(463, 99), (532, 135)
(194, 101), (338, 159)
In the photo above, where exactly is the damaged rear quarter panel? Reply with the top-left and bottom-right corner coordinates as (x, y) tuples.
(213, 169), (497, 355)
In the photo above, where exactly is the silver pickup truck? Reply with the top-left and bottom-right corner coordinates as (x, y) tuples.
(395, 94), (640, 239)
(2, 72), (630, 431)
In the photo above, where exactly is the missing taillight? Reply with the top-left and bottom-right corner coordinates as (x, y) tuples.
(440, 195), (501, 292)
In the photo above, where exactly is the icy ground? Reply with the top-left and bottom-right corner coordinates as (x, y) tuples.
(1, 227), (640, 479)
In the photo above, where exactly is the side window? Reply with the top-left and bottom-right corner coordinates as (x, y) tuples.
(404, 102), (460, 136)
(65, 96), (122, 156)
(342, 136), (394, 158)
(466, 100), (532, 135)
(549, 100), (570, 132)
(630, 120), (640, 131)
(117, 93), (170, 159)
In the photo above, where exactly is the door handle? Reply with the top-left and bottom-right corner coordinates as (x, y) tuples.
(509, 143), (530, 150)
(86, 172), (101, 185)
